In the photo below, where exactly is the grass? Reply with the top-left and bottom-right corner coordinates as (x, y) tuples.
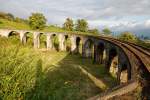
(0, 36), (117, 100)
(0, 19), (31, 30)
(0, 18), (98, 36)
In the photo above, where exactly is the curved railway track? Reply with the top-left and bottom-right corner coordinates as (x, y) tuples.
(89, 36), (150, 99)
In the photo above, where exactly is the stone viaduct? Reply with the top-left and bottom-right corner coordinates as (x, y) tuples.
(0, 29), (150, 99)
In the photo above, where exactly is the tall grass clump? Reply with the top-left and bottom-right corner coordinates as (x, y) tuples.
(0, 37), (40, 100)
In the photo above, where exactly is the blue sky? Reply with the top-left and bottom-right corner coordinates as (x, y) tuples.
(0, 0), (150, 36)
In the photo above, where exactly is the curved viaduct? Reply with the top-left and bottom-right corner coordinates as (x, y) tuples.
(0, 29), (150, 99)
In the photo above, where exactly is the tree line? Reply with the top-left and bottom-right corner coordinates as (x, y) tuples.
(0, 12), (112, 35)
(0, 12), (28, 24)
(0, 12), (150, 48)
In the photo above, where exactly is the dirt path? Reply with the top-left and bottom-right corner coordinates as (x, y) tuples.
(88, 81), (138, 100)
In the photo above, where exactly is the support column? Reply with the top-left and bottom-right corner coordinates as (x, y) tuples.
(104, 43), (110, 70)
(0, 29), (12, 37)
(82, 38), (88, 57)
(58, 34), (65, 51)
(33, 32), (40, 49)
(70, 35), (76, 53)
(93, 44), (98, 63)
(22, 34), (27, 45)
(46, 34), (52, 50)
(20, 31), (26, 44)
(82, 42), (86, 57)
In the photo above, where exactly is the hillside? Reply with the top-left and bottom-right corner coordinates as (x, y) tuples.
(0, 18), (97, 35)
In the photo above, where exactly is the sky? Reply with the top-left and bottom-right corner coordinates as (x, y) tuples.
(0, 0), (150, 37)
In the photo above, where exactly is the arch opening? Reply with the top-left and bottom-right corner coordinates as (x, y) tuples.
(26, 32), (33, 47)
(8, 31), (20, 44)
(75, 37), (81, 54)
(119, 62), (131, 83)
(84, 39), (94, 58)
(64, 35), (71, 52)
(107, 47), (118, 73)
(51, 34), (59, 51)
(39, 33), (46, 48)
(97, 42), (105, 64)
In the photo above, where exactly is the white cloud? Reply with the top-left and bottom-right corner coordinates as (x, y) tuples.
(145, 20), (150, 27)
(0, 0), (150, 36)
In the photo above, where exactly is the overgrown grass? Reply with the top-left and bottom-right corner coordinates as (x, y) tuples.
(0, 19), (31, 30)
(0, 36), (117, 100)
(0, 18), (98, 36)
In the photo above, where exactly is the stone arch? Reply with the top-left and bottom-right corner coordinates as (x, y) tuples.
(8, 31), (20, 43)
(39, 33), (46, 48)
(51, 34), (59, 51)
(8, 31), (20, 37)
(107, 47), (118, 72)
(120, 63), (128, 83)
(63, 35), (71, 52)
(83, 38), (94, 58)
(118, 51), (131, 83)
(25, 32), (33, 46)
(96, 42), (105, 64)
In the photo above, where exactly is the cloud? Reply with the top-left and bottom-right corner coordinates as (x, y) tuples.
(145, 20), (150, 27)
(0, 0), (150, 36)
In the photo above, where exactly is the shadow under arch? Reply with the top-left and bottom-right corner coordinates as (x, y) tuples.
(75, 36), (82, 54)
(107, 47), (118, 71)
(8, 31), (20, 37)
(96, 42), (105, 64)
(83, 38), (94, 58)
(118, 56), (132, 84)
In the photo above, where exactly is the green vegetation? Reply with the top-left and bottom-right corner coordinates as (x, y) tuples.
(117, 32), (150, 49)
(0, 19), (31, 30)
(29, 13), (47, 30)
(63, 18), (74, 31)
(0, 12), (28, 23)
(118, 32), (137, 42)
(75, 19), (88, 32)
(0, 12), (100, 36)
(0, 36), (117, 100)
(136, 39), (150, 49)
(88, 29), (100, 35)
(0, 18), (99, 36)
(102, 28), (112, 35)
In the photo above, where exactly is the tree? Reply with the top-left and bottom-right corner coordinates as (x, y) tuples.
(0, 12), (15, 21)
(75, 19), (88, 32)
(63, 18), (74, 31)
(102, 28), (112, 35)
(29, 13), (47, 30)
(7, 13), (15, 21)
(118, 32), (137, 41)
(88, 28), (99, 35)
